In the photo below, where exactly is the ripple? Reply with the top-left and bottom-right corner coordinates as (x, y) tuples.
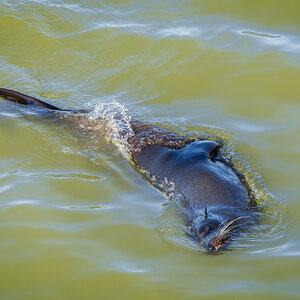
(29, 172), (105, 182)
(241, 30), (281, 39)
(69, 205), (111, 211)
(109, 260), (152, 274)
(158, 26), (201, 38)
(3, 198), (41, 207)
(0, 183), (12, 194)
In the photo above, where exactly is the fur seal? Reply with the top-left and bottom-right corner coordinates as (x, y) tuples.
(0, 88), (257, 252)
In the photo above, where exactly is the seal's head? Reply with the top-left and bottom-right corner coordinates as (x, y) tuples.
(192, 207), (256, 253)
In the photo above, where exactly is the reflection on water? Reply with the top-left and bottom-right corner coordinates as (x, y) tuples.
(0, 0), (300, 299)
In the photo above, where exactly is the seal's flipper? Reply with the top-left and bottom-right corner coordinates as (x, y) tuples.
(200, 141), (220, 159)
(0, 88), (63, 111)
(184, 140), (220, 159)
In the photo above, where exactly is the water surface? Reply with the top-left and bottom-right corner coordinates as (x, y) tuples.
(0, 1), (300, 299)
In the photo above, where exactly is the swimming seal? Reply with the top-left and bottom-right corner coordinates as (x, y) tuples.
(0, 88), (257, 252)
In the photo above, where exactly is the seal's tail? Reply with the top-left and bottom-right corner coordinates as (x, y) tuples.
(0, 88), (62, 111)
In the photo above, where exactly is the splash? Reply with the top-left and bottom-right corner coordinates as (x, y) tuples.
(87, 99), (134, 160)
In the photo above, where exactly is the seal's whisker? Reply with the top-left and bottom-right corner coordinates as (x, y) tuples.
(216, 227), (234, 241)
(214, 225), (239, 244)
(218, 221), (244, 238)
(215, 217), (252, 243)
(216, 216), (249, 239)
(213, 228), (232, 242)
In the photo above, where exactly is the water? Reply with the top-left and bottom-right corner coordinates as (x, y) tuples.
(0, 1), (300, 299)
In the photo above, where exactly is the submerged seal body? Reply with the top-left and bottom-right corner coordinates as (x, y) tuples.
(132, 140), (257, 252)
(0, 88), (257, 252)
(133, 141), (248, 210)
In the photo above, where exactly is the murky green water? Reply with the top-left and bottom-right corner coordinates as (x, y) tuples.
(1, 1), (300, 299)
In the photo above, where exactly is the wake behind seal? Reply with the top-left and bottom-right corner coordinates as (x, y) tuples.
(0, 88), (258, 253)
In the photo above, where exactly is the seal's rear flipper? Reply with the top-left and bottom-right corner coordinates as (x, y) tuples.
(0, 88), (63, 111)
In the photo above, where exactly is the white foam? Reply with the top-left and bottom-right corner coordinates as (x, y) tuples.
(87, 100), (134, 160)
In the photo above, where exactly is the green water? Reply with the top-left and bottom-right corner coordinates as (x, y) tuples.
(1, 1), (300, 299)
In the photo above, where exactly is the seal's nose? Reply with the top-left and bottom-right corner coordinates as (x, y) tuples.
(205, 240), (222, 253)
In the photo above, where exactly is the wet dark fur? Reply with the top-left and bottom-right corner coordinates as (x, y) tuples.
(0, 88), (257, 252)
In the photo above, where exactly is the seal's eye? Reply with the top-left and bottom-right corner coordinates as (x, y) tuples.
(196, 219), (220, 239)
(199, 224), (212, 236)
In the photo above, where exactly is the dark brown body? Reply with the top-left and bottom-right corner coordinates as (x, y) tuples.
(130, 134), (257, 252)
(0, 88), (257, 252)
(132, 141), (251, 210)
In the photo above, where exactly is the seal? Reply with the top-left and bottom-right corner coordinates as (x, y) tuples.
(131, 140), (257, 252)
(0, 88), (257, 252)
